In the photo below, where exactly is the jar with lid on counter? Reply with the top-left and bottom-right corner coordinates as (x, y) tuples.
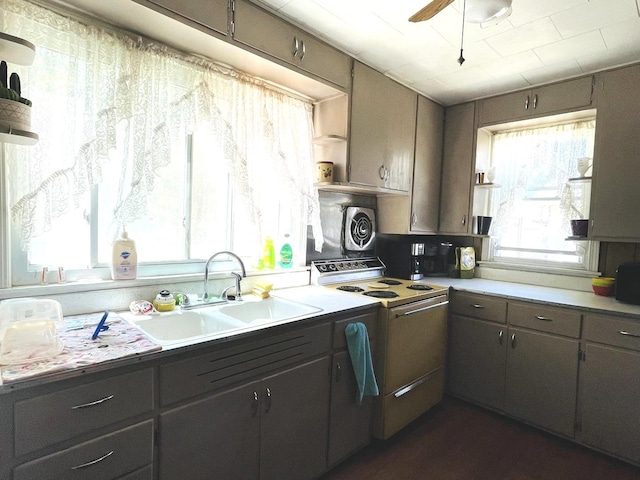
(153, 290), (176, 312)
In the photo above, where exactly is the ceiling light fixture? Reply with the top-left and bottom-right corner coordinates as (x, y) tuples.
(464, 0), (512, 24)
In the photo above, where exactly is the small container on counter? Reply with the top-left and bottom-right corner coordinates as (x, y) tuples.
(153, 290), (176, 312)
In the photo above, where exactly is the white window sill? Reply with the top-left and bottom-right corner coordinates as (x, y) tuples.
(476, 262), (599, 292)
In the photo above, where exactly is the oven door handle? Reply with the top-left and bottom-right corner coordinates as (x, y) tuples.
(394, 369), (442, 398)
(395, 298), (448, 318)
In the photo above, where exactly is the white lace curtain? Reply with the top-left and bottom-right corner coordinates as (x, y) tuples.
(2, 0), (322, 250)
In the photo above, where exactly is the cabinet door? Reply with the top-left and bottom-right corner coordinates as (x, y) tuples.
(439, 102), (475, 234)
(505, 327), (579, 437)
(327, 351), (372, 467)
(590, 65), (640, 240)
(479, 89), (531, 125)
(447, 315), (506, 411)
(260, 357), (330, 480)
(350, 61), (417, 192)
(411, 95), (443, 233)
(147, 0), (228, 35)
(579, 343), (640, 464)
(159, 381), (261, 480)
(532, 76), (594, 117)
(232, 0), (350, 88)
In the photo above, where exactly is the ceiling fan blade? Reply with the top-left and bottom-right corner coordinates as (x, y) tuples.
(409, 0), (456, 22)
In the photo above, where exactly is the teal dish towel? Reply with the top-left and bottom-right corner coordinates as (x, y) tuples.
(345, 322), (379, 405)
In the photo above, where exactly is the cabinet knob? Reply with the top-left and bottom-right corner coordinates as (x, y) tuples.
(511, 333), (516, 348)
(462, 215), (467, 226)
(411, 213), (417, 226)
(335, 362), (342, 382)
(525, 95), (530, 110)
(533, 94), (538, 109)
(292, 36), (299, 58)
(299, 39), (306, 61)
(499, 330), (504, 345)
(379, 165), (386, 181)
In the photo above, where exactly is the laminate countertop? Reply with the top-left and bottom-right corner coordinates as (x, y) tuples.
(423, 277), (640, 319)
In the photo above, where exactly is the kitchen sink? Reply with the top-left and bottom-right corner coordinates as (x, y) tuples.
(215, 297), (322, 324)
(125, 310), (245, 345)
(122, 296), (322, 345)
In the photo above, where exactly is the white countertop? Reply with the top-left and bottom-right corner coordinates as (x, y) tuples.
(421, 277), (640, 319)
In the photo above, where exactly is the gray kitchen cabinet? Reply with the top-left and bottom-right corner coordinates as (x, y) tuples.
(590, 64), (640, 241)
(9, 368), (155, 480)
(578, 313), (640, 464)
(448, 293), (581, 438)
(439, 102), (475, 234)
(448, 291), (508, 411)
(505, 302), (581, 438)
(232, 0), (351, 89)
(479, 76), (595, 126)
(159, 356), (330, 480)
(328, 311), (377, 467)
(349, 61), (417, 192)
(410, 95), (444, 232)
(138, 0), (229, 36)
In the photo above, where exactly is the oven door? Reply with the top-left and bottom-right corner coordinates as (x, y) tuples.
(374, 294), (449, 439)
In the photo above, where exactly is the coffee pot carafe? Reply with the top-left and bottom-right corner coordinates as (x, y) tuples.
(410, 243), (425, 280)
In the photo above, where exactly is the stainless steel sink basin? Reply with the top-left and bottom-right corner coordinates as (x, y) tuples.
(215, 297), (321, 324)
(122, 296), (322, 345)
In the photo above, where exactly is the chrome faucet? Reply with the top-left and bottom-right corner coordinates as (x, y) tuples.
(203, 251), (246, 302)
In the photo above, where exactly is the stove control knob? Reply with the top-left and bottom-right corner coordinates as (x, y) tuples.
(329, 264), (337, 271)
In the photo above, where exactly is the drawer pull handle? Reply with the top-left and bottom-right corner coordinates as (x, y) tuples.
(471, 304), (484, 309)
(71, 395), (114, 409)
(71, 450), (114, 470)
(394, 370), (440, 398)
(535, 315), (553, 322)
(499, 330), (504, 345)
(619, 330), (640, 338)
(511, 333), (516, 348)
(336, 362), (342, 382)
(396, 299), (448, 317)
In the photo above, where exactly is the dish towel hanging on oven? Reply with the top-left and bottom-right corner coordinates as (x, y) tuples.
(345, 322), (379, 405)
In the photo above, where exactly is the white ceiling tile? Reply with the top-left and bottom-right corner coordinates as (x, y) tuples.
(434, 66), (494, 90)
(485, 17), (562, 57)
(577, 47), (640, 72)
(551, 0), (640, 39)
(507, 0), (587, 28)
(600, 17), (640, 50)
(520, 60), (584, 85)
(480, 51), (544, 78)
(534, 31), (607, 65)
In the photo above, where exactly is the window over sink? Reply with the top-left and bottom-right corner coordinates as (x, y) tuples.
(1, 0), (321, 287)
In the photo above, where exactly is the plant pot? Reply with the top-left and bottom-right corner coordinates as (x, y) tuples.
(570, 219), (588, 237)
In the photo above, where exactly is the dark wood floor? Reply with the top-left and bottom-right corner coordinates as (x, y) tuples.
(321, 396), (640, 480)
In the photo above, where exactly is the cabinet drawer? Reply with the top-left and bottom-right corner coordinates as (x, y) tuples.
(161, 322), (332, 405)
(508, 302), (581, 338)
(120, 465), (153, 480)
(450, 291), (507, 323)
(333, 309), (377, 349)
(15, 369), (154, 456)
(14, 420), (153, 480)
(584, 314), (640, 351)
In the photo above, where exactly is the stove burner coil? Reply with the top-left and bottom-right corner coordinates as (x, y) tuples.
(363, 291), (399, 298)
(377, 279), (402, 286)
(350, 213), (373, 247)
(344, 207), (376, 252)
(406, 284), (433, 291)
(337, 286), (365, 292)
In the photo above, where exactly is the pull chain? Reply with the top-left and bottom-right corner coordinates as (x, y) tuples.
(458, 0), (467, 65)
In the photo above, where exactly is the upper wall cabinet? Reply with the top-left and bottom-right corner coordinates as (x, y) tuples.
(410, 96), (444, 233)
(142, 0), (229, 36)
(349, 61), (417, 192)
(439, 102), (476, 235)
(232, 0), (351, 90)
(590, 65), (640, 241)
(479, 76), (595, 126)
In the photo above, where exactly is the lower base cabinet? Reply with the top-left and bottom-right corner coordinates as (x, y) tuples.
(159, 356), (330, 480)
(505, 327), (579, 438)
(578, 313), (640, 464)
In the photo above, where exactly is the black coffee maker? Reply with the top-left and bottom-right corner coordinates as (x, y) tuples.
(435, 242), (453, 276)
(423, 244), (438, 274)
(410, 243), (425, 280)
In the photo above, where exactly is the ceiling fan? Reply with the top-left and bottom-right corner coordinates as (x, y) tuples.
(409, 0), (512, 65)
(409, 0), (513, 24)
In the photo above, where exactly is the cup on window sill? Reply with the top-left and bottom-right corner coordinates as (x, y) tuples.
(476, 216), (492, 235)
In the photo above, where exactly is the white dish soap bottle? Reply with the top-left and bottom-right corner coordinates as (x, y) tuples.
(111, 226), (138, 280)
